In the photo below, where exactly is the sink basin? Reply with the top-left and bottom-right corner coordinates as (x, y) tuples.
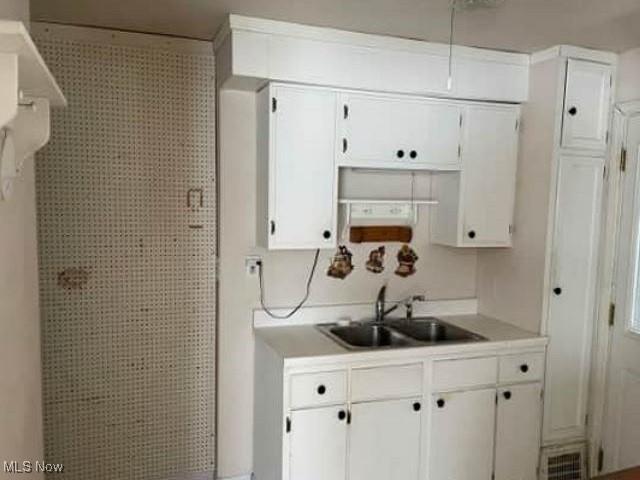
(389, 317), (486, 343)
(317, 317), (486, 350)
(319, 323), (414, 349)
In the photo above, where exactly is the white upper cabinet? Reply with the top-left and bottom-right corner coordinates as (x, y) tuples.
(561, 59), (612, 151)
(431, 104), (520, 247)
(338, 93), (462, 171)
(257, 84), (338, 250)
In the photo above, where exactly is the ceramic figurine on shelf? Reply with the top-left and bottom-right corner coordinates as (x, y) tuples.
(366, 246), (385, 274)
(327, 245), (354, 279)
(395, 244), (418, 277)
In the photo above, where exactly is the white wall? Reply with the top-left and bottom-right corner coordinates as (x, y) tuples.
(0, 5), (42, 480)
(617, 48), (640, 103)
(0, 0), (29, 24)
(217, 89), (478, 478)
(0, 161), (43, 480)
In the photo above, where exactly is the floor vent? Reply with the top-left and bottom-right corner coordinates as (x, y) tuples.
(540, 443), (587, 480)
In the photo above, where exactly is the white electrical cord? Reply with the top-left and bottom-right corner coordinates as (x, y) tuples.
(258, 249), (320, 319)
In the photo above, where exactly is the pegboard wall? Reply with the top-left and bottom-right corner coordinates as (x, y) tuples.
(33, 24), (216, 480)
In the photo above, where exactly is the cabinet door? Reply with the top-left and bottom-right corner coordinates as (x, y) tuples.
(269, 85), (337, 249)
(340, 93), (461, 170)
(461, 105), (519, 246)
(495, 384), (543, 480)
(561, 59), (612, 151)
(429, 388), (496, 480)
(544, 154), (604, 443)
(348, 398), (422, 480)
(288, 406), (348, 480)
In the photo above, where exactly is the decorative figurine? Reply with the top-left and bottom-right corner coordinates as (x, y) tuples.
(395, 244), (419, 277)
(327, 245), (354, 279)
(366, 246), (386, 274)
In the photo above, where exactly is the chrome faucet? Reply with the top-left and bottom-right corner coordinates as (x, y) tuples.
(375, 285), (426, 323)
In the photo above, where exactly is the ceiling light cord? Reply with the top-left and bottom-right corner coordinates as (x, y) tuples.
(447, 5), (456, 91)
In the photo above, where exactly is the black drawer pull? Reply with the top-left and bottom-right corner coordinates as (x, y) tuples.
(317, 385), (326, 395)
(437, 398), (445, 408)
(413, 402), (421, 412)
(520, 364), (529, 373)
(503, 391), (512, 400)
(338, 410), (346, 421)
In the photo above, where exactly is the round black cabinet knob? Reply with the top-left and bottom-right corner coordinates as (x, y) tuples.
(568, 106), (578, 116)
(437, 399), (445, 408)
(553, 287), (562, 296)
(396, 149), (405, 159)
(468, 230), (476, 239)
(413, 402), (421, 412)
(323, 230), (331, 240)
(338, 410), (346, 421)
(409, 150), (418, 159)
(503, 391), (512, 400)
(317, 385), (326, 395)
(520, 364), (529, 373)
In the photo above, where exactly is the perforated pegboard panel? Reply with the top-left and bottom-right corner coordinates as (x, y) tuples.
(33, 30), (216, 480)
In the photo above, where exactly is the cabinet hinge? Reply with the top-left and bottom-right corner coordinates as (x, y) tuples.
(458, 145), (462, 158)
(285, 416), (291, 433)
(459, 114), (463, 127)
(609, 302), (615, 327)
(271, 97), (277, 113)
(342, 138), (348, 153)
(491, 472), (495, 480)
(515, 119), (519, 131)
(343, 104), (349, 119)
(508, 224), (514, 235)
(621, 147), (627, 172)
(585, 413), (589, 426)
(495, 393), (498, 405)
(347, 410), (352, 425)
(598, 447), (604, 472)
(270, 220), (276, 235)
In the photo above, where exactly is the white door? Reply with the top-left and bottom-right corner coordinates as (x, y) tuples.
(601, 115), (640, 473)
(288, 406), (348, 480)
(461, 105), (519, 246)
(348, 398), (422, 480)
(340, 93), (461, 170)
(562, 59), (612, 151)
(544, 154), (604, 443)
(495, 384), (543, 480)
(429, 388), (496, 480)
(270, 85), (337, 249)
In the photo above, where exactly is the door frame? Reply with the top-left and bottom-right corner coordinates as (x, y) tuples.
(588, 100), (640, 476)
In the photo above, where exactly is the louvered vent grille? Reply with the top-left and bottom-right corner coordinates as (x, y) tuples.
(540, 444), (587, 480)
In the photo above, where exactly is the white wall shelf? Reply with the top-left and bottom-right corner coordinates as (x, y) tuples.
(0, 20), (65, 201)
(339, 198), (439, 227)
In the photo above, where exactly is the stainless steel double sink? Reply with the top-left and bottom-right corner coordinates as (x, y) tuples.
(317, 317), (486, 350)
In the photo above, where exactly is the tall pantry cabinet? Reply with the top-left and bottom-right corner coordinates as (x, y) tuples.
(476, 47), (615, 455)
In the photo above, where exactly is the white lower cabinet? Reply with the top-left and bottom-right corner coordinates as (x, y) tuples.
(429, 388), (497, 480)
(255, 349), (545, 480)
(288, 405), (348, 480)
(348, 398), (422, 480)
(495, 383), (543, 480)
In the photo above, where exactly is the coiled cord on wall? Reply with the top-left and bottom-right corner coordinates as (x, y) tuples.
(257, 249), (320, 319)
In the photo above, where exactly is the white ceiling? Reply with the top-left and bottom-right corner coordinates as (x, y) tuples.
(30, 0), (640, 54)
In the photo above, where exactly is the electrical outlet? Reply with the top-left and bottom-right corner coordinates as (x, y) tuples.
(245, 256), (261, 276)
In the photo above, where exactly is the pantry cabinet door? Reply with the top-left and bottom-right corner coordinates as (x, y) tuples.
(544, 154), (604, 443)
(429, 388), (496, 480)
(561, 59), (612, 151)
(288, 406), (348, 480)
(348, 398), (422, 480)
(495, 384), (543, 480)
(269, 85), (337, 249)
(461, 105), (519, 246)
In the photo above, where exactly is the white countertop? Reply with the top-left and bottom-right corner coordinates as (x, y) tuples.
(255, 314), (548, 367)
